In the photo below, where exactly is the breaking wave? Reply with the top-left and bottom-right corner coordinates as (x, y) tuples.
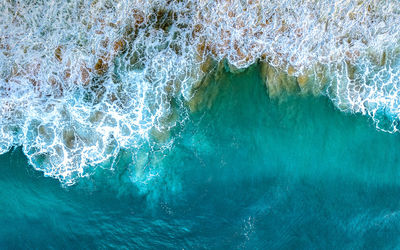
(0, 0), (399, 185)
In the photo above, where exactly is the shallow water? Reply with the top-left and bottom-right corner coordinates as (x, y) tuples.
(2, 0), (400, 184)
(2, 67), (400, 248)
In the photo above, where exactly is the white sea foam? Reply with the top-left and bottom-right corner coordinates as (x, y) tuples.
(0, 0), (399, 184)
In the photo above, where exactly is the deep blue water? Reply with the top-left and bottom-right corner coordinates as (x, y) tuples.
(2, 66), (400, 249)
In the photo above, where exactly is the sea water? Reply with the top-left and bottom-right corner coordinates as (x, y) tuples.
(2, 66), (400, 248)
(2, 0), (400, 248)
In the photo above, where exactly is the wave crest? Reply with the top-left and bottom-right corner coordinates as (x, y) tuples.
(1, 0), (399, 184)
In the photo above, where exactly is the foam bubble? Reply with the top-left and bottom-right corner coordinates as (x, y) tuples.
(1, 0), (400, 185)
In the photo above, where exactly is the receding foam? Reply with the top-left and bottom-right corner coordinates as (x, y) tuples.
(0, 0), (400, 185)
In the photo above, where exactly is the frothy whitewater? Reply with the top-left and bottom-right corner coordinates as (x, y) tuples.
(0, 0), (399, 185)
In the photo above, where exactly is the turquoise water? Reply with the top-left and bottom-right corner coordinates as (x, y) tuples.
(2, 66), (400, 248)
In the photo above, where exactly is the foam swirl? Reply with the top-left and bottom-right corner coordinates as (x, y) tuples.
(1, 0), (400, 184)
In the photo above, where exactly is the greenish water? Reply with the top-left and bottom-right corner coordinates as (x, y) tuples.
(2, 66), (400, 249)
